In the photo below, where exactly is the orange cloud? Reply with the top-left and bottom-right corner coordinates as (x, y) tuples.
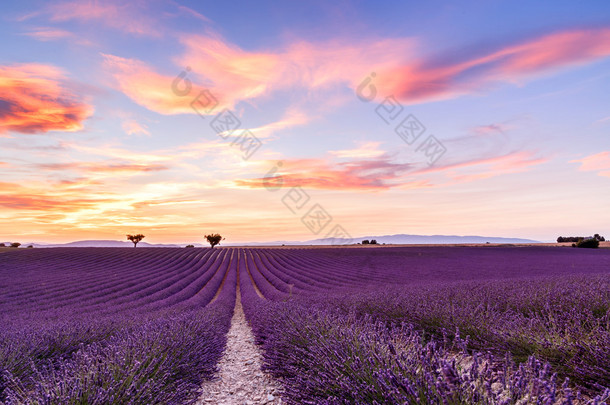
(0, 181), (116, 211)
(0, 64), (93, 134)
(571, 151), (610, 177)
(37, 162), (168, 174)
(380, 28), (610, 103)
(102, 54), (224, 115)
(103, 35), (413, 115)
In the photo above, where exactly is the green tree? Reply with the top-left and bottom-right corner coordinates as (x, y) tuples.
(204, 234), (224, 248)
(126, 234), (145, 248)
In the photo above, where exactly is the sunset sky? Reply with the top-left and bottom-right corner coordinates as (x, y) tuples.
(1, 0), (609, 244)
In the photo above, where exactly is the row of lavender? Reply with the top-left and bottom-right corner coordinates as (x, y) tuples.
(0, 248), (237, 404)
(240, 246), (610, 403)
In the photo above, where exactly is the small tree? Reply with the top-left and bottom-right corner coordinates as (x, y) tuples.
(370, 239), (378, 245)
(0, 243), (5, 247)
(10, 242), (21, 248)
(204, 234), (224, 248)
(185, 244), (195, 248)
(27, 245), (33, 248)
(362, 240), (370, 245)
(126, 234), (145, 248)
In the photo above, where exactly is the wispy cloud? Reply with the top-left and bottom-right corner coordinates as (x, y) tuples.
(595, 116), (610, 124)
(255, 110), (309, 137)
(234, 148), (547, 191)
(101, 26), (610, 118)
(43, 1), (160, 37)
(122, 119), (151, 136)
(21, 27), (74, 41)
(102, 53), (216, 115)
(37, 162), (168, 174)
(234, 155), (415, 190)
(19, 0), (212, 39)
(0, 181), (117, 211)
(571, 151), (610, 177)
(329, 142), (386, 159)
(102, 34), (413, 115)
(0, 63), (93, 134)
(379, 28), (610, 104)
(431, 151), (550, 183)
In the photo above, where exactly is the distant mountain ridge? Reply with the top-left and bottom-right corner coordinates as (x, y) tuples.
(308, 234), (541, 245)
(12, 234), (541, 248)
(21, 240), (196, 248)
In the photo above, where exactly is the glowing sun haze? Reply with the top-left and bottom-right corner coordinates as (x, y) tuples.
(1, 0), (609, 244)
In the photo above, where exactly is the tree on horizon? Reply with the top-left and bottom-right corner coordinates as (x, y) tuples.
(204, 234), (224, 248)
(127, 234), (145, 248)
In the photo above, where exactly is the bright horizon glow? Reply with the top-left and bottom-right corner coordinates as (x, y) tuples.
(1, 1), (609, 244)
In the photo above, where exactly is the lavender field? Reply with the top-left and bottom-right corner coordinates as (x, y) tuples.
(1, 246), (610, 404)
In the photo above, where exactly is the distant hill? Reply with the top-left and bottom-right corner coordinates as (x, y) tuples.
(307, 234), (541, 245)
(12, 234), (540, 248)
(24, 240), (198, 248)
(226, 234), (541, 246)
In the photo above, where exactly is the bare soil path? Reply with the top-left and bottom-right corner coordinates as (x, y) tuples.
(197, 287), (283, 405)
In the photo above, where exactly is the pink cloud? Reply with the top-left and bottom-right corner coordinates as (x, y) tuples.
(0, 64), (93, 134)
(103, 35), (414, 115)
(122, 119), (150, 136)
(234, 149), (547, 191)
(22, 27), (74, 41)
(235, 155), (414, 191)
(179, 34), (413, 92)
(571, 151), (610, 177)
(418, 150), (548, 176)
(380, 28), (610, 103)
(103, 27), (610, 116)
(46, 1), (159, 36)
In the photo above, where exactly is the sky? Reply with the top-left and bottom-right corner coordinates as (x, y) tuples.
(0, 0), (609, 244)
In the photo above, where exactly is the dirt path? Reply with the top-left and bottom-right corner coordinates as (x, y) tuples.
(197, 287), (283, 405)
